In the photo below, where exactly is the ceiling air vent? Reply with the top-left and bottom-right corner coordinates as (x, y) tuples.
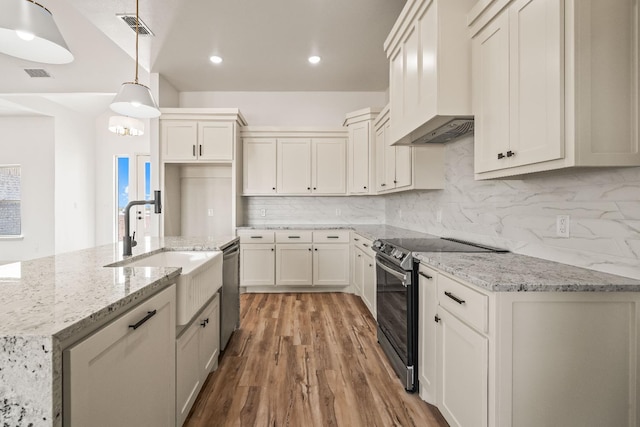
(117, 14), (154, 36)
(24, 69), (51, 78)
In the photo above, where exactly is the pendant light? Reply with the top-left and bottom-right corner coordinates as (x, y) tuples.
(109, 0), (160, 119)
(0, 0), (74, 64)
(108, 116), (144, 136)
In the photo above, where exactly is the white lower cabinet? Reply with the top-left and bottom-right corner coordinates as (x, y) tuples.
(418, 265), (438, 404)
(64, 285), (176, 427)
(352, 232), (376, 318)
(240, 243), (275, 286)
(313, 243), (350, 286)
(276, 243), (313, 286)
(176, 293), (220, 427)
(436, 308), (489, 427)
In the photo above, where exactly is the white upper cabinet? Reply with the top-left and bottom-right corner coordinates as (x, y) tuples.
(160, 109), (246, 163)
(344, 108), (382, 195)
(243, 138), (277, 194)
(384, 0), (475, 145)
(241, 128), (348, 196)
(374, 105), (445, 194)
(470, 0), (640, 179)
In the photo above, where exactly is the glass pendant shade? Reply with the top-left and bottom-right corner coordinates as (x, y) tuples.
(108, 116), (144, 136)
(110, 82), (161, 119)
(0, 0), (74, 64)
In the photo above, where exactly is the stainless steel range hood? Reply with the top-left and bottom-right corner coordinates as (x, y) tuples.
(392, 116), (474, 145)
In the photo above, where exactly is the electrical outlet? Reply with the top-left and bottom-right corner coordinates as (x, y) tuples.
(335, 208), (341, 216)
(556, 215), (570, 237)
(436, 209), (443, 223)
(207, 209), (214, 217)
(260, 209), (266, 217)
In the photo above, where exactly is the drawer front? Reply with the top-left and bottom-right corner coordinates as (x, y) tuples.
(275, 230), (313, 243)
(313, 230), (350, 243)
(352, 233), (374, 255)
(238, 230), (275, 243)
(438, 274), (489, 333)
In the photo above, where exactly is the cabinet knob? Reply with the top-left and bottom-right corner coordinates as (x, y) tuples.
(497, 152), (505, 159)
(313, 187), (317, 190)
(271, 248), (274, 251)
(393, 180), (397, 184)
(314, 248), (318, 251)
(308, 248), (312, 251)
(307, 187), (311, 190)
(434, 315), (441, 323)
(272, 187), (276, 190)
(506, 150), (515, 157)
(364, 186), (367, 189)
(381, 183), (386, 187)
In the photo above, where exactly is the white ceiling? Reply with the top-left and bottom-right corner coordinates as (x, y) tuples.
(0, 0), (406, 95)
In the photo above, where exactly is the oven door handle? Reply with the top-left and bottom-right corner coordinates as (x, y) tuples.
(377, 260), (410, 286)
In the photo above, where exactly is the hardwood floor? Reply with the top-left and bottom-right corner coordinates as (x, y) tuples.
(184, 293), (448, 427)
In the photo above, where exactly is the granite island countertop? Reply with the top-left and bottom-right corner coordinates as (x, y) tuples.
(0, 235), (238, 427)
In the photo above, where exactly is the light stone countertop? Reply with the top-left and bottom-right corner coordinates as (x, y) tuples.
(414, 252), (640, 292)
(236, 223), (435, 241)
(0, 235), (238, 427)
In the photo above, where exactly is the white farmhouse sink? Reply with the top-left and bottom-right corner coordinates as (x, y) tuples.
(121, 251), (222, 325)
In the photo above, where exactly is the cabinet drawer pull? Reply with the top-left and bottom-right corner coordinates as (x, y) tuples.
(381, 183), (386, 187)
(506, 150), (515, 157)
(199, 145), (203, 156)
(200, 318), (209, 327)
(497, 152), (505, 159)
(354, 238), (360, 241)
(327, 236), (340, 239)
(434, 315), (440, 323)
(444, 291), (465, 305)
(129, 310), (157, 330)
(362, 243), (369, 248)
(419, 272), (433, 280)
(288, 236), (300, 239)
(250, 236), (263, 239)
(192, 145), (196, 157)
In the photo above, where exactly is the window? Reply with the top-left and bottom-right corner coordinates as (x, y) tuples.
(116, 157), (129, 242)
(0, 166), (21, 236)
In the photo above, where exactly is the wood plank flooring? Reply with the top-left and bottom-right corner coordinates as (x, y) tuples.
(184, 293), (448, 427)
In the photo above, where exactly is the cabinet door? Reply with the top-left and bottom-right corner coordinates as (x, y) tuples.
(276, 244), (313, 286)
(240, 244), (275, 286)
(394, 146), (412, 189)
(176, 319), (202, 427)
(362, 253), (376, 319)
(437, 308), (488, 427)
(313, 244), (350, 286)
(353, 247), (364, 296)
(198, 122), (234, 161)
(242, 138), (276, 195)
(312, 138), (347, 195)
(383, 123), (397, 191)
(161, 121), (198, 161)
(509, 0), (564, 167)
(277, 139), (311, 194)
(418, 267), (438, 404)
(473, 11), (510, 173)
(349, 122), (370, 194)
(375, 124), (388, 192)
(199, 294), (220, 376)
(65, 286), (176, 427)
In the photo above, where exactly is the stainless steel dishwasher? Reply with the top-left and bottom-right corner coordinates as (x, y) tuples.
(220, 239), (240, 350)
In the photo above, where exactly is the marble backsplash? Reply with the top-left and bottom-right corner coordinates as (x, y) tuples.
(244, 196), (384, 225)
(385, 136), (640, 279)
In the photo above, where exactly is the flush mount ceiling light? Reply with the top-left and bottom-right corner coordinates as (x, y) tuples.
(308, 55), (321, 65)
(108, 116), (144, 136)
(109, 0), (160, 119)
(0, 0), (74, 64)
(209, 55), (222, 64)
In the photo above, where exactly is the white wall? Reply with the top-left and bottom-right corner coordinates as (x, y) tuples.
(179, 91), (387, 125)
(94, 112), (151, 246)
(0, 117), (55, 262)
(385, 137), (640, 279)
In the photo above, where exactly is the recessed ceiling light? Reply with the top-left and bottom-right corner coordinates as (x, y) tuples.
(308, 56), (321, 65)
(210, 55), (223, 64)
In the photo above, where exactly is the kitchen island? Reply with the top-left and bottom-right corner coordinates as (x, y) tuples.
(0, 236), (237, 427)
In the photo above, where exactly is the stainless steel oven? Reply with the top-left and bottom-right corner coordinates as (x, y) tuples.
(373, 237), (507, 393)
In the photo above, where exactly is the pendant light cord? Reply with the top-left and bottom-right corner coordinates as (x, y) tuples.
(134, 0), (139, 84)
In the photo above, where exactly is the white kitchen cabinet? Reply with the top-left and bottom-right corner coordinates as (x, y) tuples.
(344, 108), (382, 195)
(176, 293), (220, 427)
(384, 0), (474, 145)
(161, 120), (235, 162)
(240, 243), (275, 287)
(241, 128), (348, 196)
(352, 232), (376, 318)
(470, 0), (640, 179)
(64, 285), (176, 427)
(243, 138), (277, 194)
(276, 243), (313, 286)
(312, 138), (347, 195)
(313, 243), (350, 286)
(374, 105), (444, 194)
(418, 264), (437, 404)
(277, 138), (312, 194)
(437, 307), (489, 427)
(352, 246), (364, 296)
